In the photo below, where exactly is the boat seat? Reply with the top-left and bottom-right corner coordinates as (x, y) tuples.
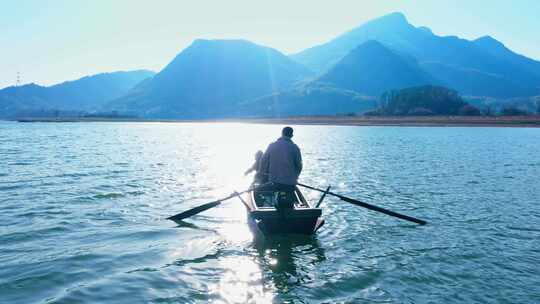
(254, 190), (298, 208)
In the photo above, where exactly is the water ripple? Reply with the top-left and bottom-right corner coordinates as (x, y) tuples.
(0, 123), (539, 303)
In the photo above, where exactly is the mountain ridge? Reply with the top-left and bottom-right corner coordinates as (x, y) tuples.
(318, 40), (437, 95)
(291, 12), (540, 98)
(108, 39), (313, 118)
(6, 12), (540, 119)
(0, 70), (155, 118)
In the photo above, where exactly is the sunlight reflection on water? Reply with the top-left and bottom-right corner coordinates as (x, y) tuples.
(210, 256), (274, 304)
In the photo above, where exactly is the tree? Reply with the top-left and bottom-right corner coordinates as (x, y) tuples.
(482, 104), (494, 116)
(459, 104), (481, 116)
(500, 106), (529, 116)
(363, 109), (382, 116)
(378, 85), (467, 115)
(408, 107), (434, 116)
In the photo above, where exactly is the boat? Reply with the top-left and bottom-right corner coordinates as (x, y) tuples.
(237, 184), (325, 236)
(168, 180), (426, 231)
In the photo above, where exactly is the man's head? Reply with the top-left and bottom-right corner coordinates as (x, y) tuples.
(282, 126), (294, 138)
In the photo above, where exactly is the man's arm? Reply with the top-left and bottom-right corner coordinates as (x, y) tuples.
(244, 162), (256, 175)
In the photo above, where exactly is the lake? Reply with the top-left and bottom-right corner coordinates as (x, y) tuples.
(1, 121), (539, 303)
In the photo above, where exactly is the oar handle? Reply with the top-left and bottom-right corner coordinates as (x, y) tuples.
(297, 183), (427, 225)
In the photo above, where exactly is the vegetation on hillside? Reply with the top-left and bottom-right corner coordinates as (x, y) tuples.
(366, 85), (475, 116)
(467, 95), (540, 116)
(238, 82), (377, 117)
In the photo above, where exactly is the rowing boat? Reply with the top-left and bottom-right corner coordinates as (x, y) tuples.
(168, 179), (427, 229)
(237, 184), (325, 236)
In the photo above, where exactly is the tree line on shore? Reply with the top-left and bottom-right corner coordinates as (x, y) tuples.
(363, 85), (540, 117)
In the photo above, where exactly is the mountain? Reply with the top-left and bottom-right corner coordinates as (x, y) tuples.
(291, 12), (540, 98)
(0, 70), (155, 117)
(317, 40), (436, 95)
(292, 12), (416, 73)
(109, 39), (313, 118)
(472, 36), (540, 79)
(235, 41), (431, 116)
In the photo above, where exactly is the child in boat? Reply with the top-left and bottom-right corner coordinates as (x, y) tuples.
(244, 150), (264, 183)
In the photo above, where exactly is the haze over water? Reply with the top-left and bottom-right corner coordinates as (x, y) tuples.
(1, 121), (539, 303)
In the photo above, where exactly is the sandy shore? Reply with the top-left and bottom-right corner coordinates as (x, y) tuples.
(11, 115), (540, 127)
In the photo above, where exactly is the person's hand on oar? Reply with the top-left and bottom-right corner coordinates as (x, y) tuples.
(297, 183), (427, 225)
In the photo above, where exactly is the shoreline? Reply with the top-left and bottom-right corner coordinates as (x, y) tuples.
(8, 115), (540, 128)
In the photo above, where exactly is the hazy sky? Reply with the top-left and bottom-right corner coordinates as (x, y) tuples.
(2, 0), (540, 89)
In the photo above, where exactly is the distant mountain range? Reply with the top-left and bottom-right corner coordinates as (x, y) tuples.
(4, 12), (540, 119)
(292, 12), (540, 98)
(0, 70), (154, 118)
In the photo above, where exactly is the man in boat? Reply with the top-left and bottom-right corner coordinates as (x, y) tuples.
(259, 126), (302, 208)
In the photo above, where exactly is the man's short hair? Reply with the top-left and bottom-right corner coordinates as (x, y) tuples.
(282, 126), (294, 138)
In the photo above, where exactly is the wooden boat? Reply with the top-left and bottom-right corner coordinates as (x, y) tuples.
(238, 184), (325, 236)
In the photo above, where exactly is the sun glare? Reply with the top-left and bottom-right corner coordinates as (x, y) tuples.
(209, 256), (273, 304)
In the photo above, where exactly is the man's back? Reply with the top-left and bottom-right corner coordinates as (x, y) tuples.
(260, 136), (302, 186)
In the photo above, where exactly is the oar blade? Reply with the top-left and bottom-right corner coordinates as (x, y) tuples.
(167, 201), (220, 222)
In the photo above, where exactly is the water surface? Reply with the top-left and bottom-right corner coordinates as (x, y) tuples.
(1, 121), (539, 303)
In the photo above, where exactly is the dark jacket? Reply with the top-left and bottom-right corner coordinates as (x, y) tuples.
(260, 136), (302, 185)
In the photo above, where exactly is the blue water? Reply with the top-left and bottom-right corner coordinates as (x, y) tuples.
(1, 121), (539, 303)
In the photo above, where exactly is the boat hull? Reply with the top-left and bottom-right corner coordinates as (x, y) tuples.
(241, 185), (324, 236)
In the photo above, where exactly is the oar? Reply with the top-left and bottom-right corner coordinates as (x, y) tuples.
(297, 183), (427, 225)
(167, 183), (269, 222)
